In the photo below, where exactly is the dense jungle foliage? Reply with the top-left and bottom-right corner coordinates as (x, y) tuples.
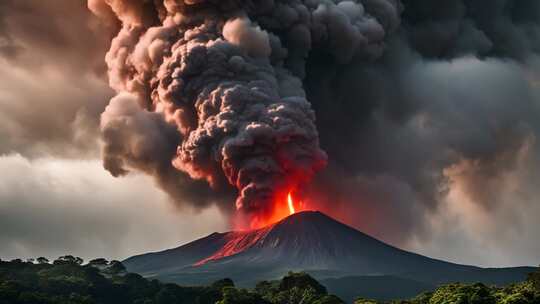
(0, 257), (538, 304)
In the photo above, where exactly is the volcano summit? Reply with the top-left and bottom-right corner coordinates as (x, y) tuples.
(124, 211), (533, 301)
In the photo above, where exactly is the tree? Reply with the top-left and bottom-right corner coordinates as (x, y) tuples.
(212, 278), (235, 290)
(255, 280), (278, 300)
(528, 265), (540, 291)
(426, 283), (496, 304)
(154, 287), (178, 304)
(36, 257), (49, 264)
(54, 255), (84, 265)
(276, 286), (319, 304)
(105, 260), (127, 275)
(354, 299), (379, 304)
(88, 258), (109, 269)
(217, 286), (269, 304)
(279, 272), (327, 295)
(315, 295), (345, 304)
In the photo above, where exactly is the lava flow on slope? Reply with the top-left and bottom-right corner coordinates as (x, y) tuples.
(193, 226), (274, 266)
(196, 192), (305, 266)
(124, 211), (534, 292)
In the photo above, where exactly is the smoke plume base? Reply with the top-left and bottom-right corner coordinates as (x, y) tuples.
(91, 0), (400, 227)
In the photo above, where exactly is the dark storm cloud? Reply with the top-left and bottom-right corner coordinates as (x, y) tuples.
(401, 0), (540, 59)
(306, 50), (540, 244)
(0, 0), (112, 71)
(303, 0), (540, 247)
(0, 0), (114, 158)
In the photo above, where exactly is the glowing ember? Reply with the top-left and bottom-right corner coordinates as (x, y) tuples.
(287, 192), (296, 215)
(238, 190), (304, 230)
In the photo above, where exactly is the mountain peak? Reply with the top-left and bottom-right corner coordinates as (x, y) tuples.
(123, 210), (533, 291)
(271, 210), (358, 232)
(192, 210), (386, 268)
(193, 211), (332, 266)
(276, 210), (332, 224)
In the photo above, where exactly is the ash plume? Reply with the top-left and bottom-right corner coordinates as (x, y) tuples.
(90, 0), (401, 217)
(303, 0), (540, 245)
(89, 0), (540, 251)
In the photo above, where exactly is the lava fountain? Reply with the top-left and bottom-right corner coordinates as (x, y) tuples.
(236, 190), (305, 230)
(287, 192), (296, 215)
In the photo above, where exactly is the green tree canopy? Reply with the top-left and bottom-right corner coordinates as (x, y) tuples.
(279, 272), (327, 295)
(36, 257), (49, 264)
(54, 255), (84, 265)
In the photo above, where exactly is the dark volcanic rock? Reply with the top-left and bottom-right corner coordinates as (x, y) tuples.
(124, 211), (534, 299)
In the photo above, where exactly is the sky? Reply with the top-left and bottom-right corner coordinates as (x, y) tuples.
(0, 0), (539, 268)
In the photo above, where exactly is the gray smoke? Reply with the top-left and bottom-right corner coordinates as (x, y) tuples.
(90, 0), (540, 249)
(303, 0), (540, 244)
(90, 0), (401, 218)
(0, 0), (113, 158)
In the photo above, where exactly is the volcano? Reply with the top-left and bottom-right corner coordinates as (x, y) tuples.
(124, 211), (534, 301)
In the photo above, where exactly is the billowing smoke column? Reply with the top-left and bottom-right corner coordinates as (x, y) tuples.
(89, 0), (401, 222)
(302, 0), (540, 245)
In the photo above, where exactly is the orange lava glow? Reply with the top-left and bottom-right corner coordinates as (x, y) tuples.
(287, 192), (296, 215)
(239, 191), (306, 230)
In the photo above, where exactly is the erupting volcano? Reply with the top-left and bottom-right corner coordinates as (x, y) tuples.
(91, 0), (402, 225)
(86, 2), (540, 300)
(124, 211), (533, 301)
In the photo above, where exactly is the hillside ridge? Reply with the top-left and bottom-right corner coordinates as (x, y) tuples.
(123, 211), (534, 296)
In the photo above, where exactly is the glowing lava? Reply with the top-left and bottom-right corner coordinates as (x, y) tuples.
(287, 192), (296, 215)
(237, 190), (305, 230)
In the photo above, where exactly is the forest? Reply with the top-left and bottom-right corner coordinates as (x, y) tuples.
(0, 257), (538, 304)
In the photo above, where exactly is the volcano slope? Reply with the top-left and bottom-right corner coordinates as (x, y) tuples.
(124, 211), (534, 300)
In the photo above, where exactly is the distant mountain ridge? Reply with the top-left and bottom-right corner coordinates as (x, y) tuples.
(124, 211), (534, 301)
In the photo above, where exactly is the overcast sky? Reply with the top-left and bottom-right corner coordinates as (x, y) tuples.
(0, 0), (539, 268)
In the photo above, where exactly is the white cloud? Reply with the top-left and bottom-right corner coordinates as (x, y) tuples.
(0, 154), (228, 262)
